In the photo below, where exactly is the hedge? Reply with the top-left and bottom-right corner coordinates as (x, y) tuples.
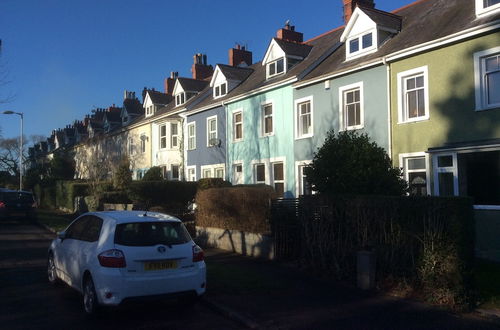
(35, 181), (89, 211)
(196, 185), (277, 234)
(129, 180), (198, 213)
(273, 195), (475, 309)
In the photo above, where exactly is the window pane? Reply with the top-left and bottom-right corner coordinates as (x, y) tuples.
(484, 0), (500, 8)
(416, 75), (424, 88)
(160, 125), (166, 136)
(350, 39), (359, 53)
(362, 33), (372, 48)
(221, 83), (227, 95)
(417, 89), (426, 117)
(406, 77), (416, 90)
(256, 164), (265, 182)
(115, 222), (190, 247)
(407, 91), (418, 118)
(269, 63), (276, 75)
(265, 117), (273, 133)
(438, 172), (454, 196)
(437, 155), (453, 167)
(236, 124), (242, 139)
(273, 163), (283, 180)
(408, 157), (426, 170)
(235, 112), (241, 122)
(487, 71), (500, 104)
(264, 105), (272, 116)
(274, 183), (284, 197)
(172, 165), (179, 179)
(346, 91), (354, 104)
(409, 172), (427, 196)
(277, 58), (284, 73)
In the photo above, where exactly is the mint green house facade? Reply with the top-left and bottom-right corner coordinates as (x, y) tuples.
(226, 85), (296, 197)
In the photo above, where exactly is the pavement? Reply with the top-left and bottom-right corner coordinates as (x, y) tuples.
(202, 249), (500, 330)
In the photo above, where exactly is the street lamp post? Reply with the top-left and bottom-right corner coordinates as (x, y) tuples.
(2, 111), (24, 191)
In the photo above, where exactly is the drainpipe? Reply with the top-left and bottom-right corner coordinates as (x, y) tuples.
(221, 100), (229, 181)
(382, 56), (393, 161)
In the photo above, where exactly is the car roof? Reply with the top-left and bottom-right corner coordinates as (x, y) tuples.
(87, 210), (182, 224)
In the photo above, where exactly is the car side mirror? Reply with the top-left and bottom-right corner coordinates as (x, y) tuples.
(57, 231), (66, 240)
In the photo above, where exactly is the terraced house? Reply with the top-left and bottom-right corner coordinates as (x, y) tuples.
(33, 0), (498, 207)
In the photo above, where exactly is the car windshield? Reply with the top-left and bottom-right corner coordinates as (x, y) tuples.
(114, 222), (191, 247)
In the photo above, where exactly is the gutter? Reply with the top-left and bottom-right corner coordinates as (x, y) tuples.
(383, 56), (392, 160)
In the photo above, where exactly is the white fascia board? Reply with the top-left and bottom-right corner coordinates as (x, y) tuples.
(223, 77), (297, 105)
(385, 21), (500, 62)
(172, 79), (184, 95)
(340, 8), (375, 42)
(209, 66), (225, 88)
(143, 93), (153, 107)
(262, 39), (285, 66)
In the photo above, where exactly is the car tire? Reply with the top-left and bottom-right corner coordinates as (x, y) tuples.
(83, 276), (99, 315)
(47, 253), (59, 285)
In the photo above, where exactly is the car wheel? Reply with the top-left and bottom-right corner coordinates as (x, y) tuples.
(83, 276), (99, 315)
(47, 253), (59, 285)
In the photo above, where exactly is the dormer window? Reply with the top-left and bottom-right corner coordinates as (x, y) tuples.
(476, 0), (500, 17)
(214, 82), (227, 99)
(175, 92), (186, 106)
(145, 105), (155, 116)
(268, 58), (284, 78)
(347, 31), (375, 57)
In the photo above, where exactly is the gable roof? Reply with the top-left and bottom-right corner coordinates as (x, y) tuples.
(217, 64), (254, 82)
(123, 97), (143, 115)
(177, 77), (209, 93)
(299, 0), (500, 85)
(273, 38), (313, 58)
(147, 90), (171, 105)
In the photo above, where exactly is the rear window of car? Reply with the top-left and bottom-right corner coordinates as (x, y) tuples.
(18, 193), (35, 203)
(114, 222), (191, 247)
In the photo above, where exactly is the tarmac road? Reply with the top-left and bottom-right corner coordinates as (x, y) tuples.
(0, 218), (239, 330)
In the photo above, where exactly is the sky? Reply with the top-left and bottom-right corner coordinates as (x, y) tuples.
(0, 0), (415, 140)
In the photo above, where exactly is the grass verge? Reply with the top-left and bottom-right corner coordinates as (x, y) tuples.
(36, 208), (76, 232)
(475, 258), (500, 310)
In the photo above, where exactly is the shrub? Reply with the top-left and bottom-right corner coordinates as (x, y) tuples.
(273, 195), (475, 309)
(142, 167), (164, 181)
(305, 130), (407, 195)
(198, 178), (232, 190)
(196, 185), (277, 233)
(129, 180), (198, 213)
(113, 157), (132, 190)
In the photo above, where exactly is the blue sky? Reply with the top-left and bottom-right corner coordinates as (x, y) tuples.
(0, 0), (414, 140)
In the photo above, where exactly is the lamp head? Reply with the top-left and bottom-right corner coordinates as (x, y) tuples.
(2, 110), (14, 114)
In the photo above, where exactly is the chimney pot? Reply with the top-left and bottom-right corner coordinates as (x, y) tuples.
(191, 53), (213, 80)
(229, 46), (252, 67)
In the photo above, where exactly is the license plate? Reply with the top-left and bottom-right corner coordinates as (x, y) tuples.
(144, 260), (177, 271)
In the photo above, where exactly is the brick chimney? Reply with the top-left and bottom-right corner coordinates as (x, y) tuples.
(191, 53), (214, 80)
(343, 0), (375, 24)
(229, 44), (252, 67)
(276, 21), (303, 43)
(164, 71), (178, 95)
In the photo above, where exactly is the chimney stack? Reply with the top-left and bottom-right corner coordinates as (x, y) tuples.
(229, 44), (252, 67)
(343, 0), (375, 24)
(276, 22), (303, 43)
(164, 71), (178, 95)
(124, 90), (136, 100)
(191, 53), (214, 80)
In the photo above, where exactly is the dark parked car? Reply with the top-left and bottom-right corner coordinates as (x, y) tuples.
(0, 188), (37, 220)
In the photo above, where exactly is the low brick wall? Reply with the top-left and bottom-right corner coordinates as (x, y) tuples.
(195, 226), (274, 260)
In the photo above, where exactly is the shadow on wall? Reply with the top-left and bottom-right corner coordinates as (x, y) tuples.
(195, 227), (275, 260)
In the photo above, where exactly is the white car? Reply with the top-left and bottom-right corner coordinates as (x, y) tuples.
(47, 211), (206, 314)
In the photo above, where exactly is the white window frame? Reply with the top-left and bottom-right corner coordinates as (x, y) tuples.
(159, 123), (167, 149)
(128, 137), (134, 155)
(232, 162), (244, 185)
(346, 29), (378, 61)
(295, 96), (314, 139)
(200, 163), (225, 179)
(267, 57), (285, 79)
(339, 82), (364, 131)
(432, 153), (459, 197)
(186, 166), (196, 182)
(140, 134), (146, 153)
(272, 161), (285, 198)
(261, 101), (274, 137)
(253, 163), (267, 184)
(187, 122), (196, 150)
(474, 46), (500, 111)
(170, 164), (180, 181)
(398, 152), (431, 196)
(175, 92), (186, 106)
(475, 0), (500, 17)
(202, 167), (212, 179)
(397, 66), (430, 124)
(213, 82), (228, 99)
(295, 160), (314, 197)
(214, 167), (225, 179)
(206, 115), (218, 147)
(233, 109), (243, 142)
(170, 122), (179, 149)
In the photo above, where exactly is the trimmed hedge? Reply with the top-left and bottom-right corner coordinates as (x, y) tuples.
(129, 180), (198, 213)
(196, 185), (277, 234)
(35, 181), (89, 211)
(273, 195), (475, 309)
